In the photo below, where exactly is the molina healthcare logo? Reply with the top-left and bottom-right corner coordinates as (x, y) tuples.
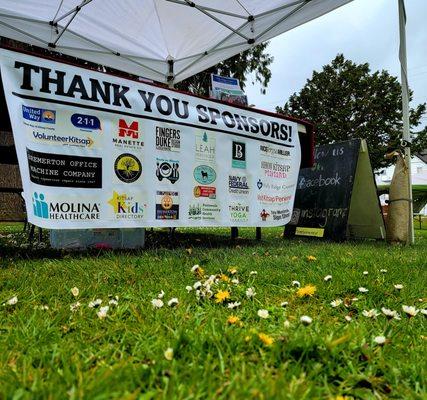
(32, 192), (100, 220)
(22, 105), (56, 124)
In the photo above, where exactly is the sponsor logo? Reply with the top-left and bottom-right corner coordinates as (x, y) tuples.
(156, 190), (179, 220)
(156, 126), (181, 152)
(113, 119), (144, 149)
(32, 192), (100, 220)
(188, 203), (202, 219)
(108, 191), (145, 219)
(260, 209), (270, 221)
(260, 144), (290, 158)
(271, 209), (291, 221)
(195, 131), (215, 162)
(257, 179), (263, 190)
(229, 203), (249, 222)
(31, 130), (94, 148)
(71, 114), (101, 131)
(156, 159), (179, 183)
(114, 153), (142, 183)
(232, 141), (246, 168)
(188, 202), (220, 221)
(257, 194), (292, 204)
(27, 149), (102, 188)
(22, 105), (56, 124)
(194, 185), (216, 199)
(194, 165), (216, 185)
(261, 161), (291, 179)
(228, 175), (249, 195)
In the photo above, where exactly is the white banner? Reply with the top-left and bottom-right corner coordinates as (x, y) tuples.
(0, 49), (301, 229)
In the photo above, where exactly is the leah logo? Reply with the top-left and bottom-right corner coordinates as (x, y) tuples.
(32, 192), (100, 220)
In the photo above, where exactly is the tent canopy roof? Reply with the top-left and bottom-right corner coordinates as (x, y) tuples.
(0, 0), (352, 83)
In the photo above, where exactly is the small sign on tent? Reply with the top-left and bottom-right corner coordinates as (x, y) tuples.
(285, 139), (385, 241)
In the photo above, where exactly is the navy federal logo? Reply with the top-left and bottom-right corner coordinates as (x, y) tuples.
(114, 153), (142, 183)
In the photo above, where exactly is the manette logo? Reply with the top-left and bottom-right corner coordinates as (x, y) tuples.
(118, 119), (139, 138)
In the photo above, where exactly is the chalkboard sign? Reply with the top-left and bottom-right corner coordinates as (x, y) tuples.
(286, 139), (385, 241)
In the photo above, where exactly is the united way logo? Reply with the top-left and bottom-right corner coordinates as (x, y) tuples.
(232, 141), (246, 168)
(22, 105), (56, 124)
(32, 192), (49, 218)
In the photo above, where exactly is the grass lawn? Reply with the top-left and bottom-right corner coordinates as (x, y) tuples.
(0, 224), (426, 399)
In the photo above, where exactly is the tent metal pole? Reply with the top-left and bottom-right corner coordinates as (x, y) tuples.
(398, 0), (414, 244)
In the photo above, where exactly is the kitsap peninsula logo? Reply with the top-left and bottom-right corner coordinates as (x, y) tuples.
(32, 192), (100, 220)
(108, 191), (145, 219)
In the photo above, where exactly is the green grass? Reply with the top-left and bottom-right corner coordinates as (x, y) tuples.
(0, 225), (426, 399)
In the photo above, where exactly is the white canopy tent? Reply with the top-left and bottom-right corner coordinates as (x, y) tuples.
(0, 0), (414, 243)
(0, 0), (352, 84)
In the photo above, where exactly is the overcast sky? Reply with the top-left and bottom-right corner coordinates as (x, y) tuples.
(245, 0), (427, 128)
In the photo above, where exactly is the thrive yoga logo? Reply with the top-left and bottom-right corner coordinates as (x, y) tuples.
(32, 192), (49, 218)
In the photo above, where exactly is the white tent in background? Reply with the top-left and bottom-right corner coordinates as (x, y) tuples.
(0, 0), (414, 243)
(0, 0), (352, 84)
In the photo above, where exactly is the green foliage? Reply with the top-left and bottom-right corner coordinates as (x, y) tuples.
(0, 225), (426, 399)
(175, 43), (273, 97)
(276, 54), (427, 170)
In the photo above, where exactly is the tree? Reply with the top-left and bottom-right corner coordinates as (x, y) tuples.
(175, 43), (273, 97)
(276, 54), (427, 171)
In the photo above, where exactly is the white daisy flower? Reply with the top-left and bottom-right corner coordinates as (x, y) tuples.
(344, 315), (352, 322)
(363, 271), (369, 276)
(158, 290), (165, 299)
(191, 264), (200, 272)
(280, 301), (289, 308)
(249, 271), (258, 276)
(358, 287), (369, 293)
(71, 287), (79, 297)
(420, 309), (427, 316)
(70, 301), (81, 312)
(6, 296), (18, 305)
(373, 335), (386, 345)
(257, 309), (269, 319)
(88, 299), (102, 308)
(97, 306), (109, 319)
(284, 320), (291, 328)
(300, 315), (312, 325)
(324, 275), (332, 282)
(185, 285), (193, 292)
(231, 278), (239, 285)
(164, 347), (174, 361)
(227, 301), (241, 309)
(330, 299), (343, 308)
(35, 305), (49, 310)
(402, 305), (419, 317)
(381, 307), (400, 320)
(394, 284), (404, 290)
(151, 299), (164, 308)
(380, 269), (387, 273)
(109, 299), (118, 306)
(362, 309), (380, 318)
(292, 280), (301, 287)
(193, 281), (202, 290)
(167, 298), (179, 307)
(246, 287), (256, 298)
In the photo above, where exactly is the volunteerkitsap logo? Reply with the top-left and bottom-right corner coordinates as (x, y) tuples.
(108, 191), (146, 220)
(31, 130), (94, 148)
(193, 165), (216, 185)
(22, 105), (56, 124)
(156, 158), (179, 183)
(32, 192), (100, 220)
(232, 141), (246, 168)
(113, 119), (144, 148)
(71, 114), (101, 131)
(114, 153), (142, 183)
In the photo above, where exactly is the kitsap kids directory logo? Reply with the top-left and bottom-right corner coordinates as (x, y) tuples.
(22, 105), (56, 124)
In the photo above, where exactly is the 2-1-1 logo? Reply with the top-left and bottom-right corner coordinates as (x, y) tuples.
(71, 114), (101, 130)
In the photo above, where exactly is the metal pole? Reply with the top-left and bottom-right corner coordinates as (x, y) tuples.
(398, 0), (414, 244)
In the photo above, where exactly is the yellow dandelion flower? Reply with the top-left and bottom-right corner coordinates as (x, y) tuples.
(258, 333), (274, 346)
(215, 290), (230, 303)
(306, 255), (317, 261)
(220, 274), (230, 282)
(296, 284), (317, 297)
(227, 315), (240, 325)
